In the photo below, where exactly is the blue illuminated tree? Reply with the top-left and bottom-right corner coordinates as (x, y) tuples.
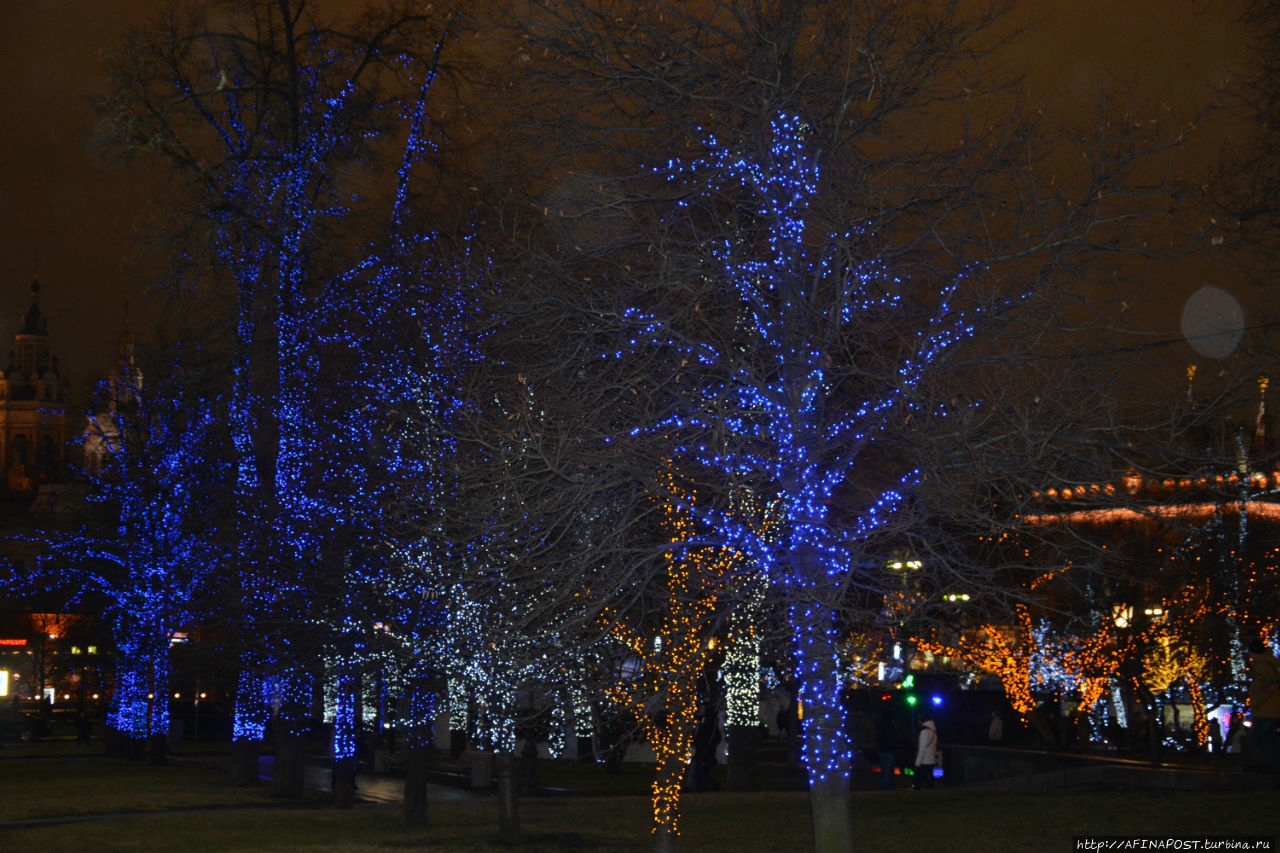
(573, 103), (1182, 847)
(508, 3), (1196, 847)
(96, 0), (465, 792)
(25, 360), (222, 760)
(606, 113), (994, 843)
(307, 238), (485, 810)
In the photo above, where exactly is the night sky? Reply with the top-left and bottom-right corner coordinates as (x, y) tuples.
(1, 1), (159, 401)
(0, 0), (1255, 403)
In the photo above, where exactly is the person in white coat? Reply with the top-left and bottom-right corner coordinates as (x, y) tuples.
(913, 718), (939, 789)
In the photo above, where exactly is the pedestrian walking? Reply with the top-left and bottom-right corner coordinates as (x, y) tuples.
(987, 710), (1003, 745)
(1209, 717), (1223, 755)
(875, 699), (898, 790)
(775, 704), (790, 742)
(912, 718), (939, 789)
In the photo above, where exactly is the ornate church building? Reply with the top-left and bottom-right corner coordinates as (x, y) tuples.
(0, 279), (74, 495)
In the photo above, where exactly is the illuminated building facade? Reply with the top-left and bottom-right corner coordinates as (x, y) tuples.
(82, 317), (142, 473)
(0, 610), (105, 707)
(912, 389), (1280, 752)
(0, 279), (73, 495)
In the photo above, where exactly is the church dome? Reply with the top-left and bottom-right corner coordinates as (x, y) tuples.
(21, 278), (47, 336)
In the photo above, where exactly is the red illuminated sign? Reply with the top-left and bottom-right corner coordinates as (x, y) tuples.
(0, 639), (27, 647)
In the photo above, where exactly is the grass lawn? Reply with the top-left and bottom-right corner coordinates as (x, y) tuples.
(1, 747), (1276, 852)
(0, 752), (268, 821)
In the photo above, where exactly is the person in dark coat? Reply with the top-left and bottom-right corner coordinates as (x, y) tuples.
(1209, 717), (1223, 755)
(692, 703), (721, 792)
(875, 700), (898, 790)
(776, 704), (790, 742)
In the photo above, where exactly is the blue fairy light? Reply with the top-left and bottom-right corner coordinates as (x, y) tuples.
(604, 113), (1006, 789)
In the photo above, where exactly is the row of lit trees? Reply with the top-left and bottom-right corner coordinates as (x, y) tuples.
(9, 2), (1274, 852)
(480, 0), (1214, 846)
(55, 0), (482, 813)
(918, 464), (1280, 757)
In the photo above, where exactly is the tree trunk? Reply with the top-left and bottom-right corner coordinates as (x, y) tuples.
(403, 742), (429, 826)
(1147, 708), (1163, 764)
(520, 737), (541, 795)
(228, 738), (259, 785)
(650, 725), (690, 842)
(403, 678), (435, 826)
(810, 775), (853, 853)
(332, 667), (359, 806)
(1186, 682), (1209, 751)
(332, 755), (357, 808)
(105, 727), (129, 759)
(725, 723), (757, 791)
(495, 752), (520, 845)
(271, 731), (306, 799)
(653, 826), (678, 853)
(794, 600), (853, 853)
(576, 734), (594, 763)
(148, 731), (167, 765)
(1168, 694), (1183, 745)
(449, 728), (467, 759)
(1026, 709), (1057, 746)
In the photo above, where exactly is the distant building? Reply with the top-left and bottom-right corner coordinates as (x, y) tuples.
(0, 279), (73, 496)
(82, 313), (142, 474)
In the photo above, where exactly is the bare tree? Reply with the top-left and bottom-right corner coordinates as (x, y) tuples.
(482, 2), (1196, 850)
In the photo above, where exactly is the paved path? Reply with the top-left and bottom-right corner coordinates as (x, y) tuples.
(256, 755), (473, 804)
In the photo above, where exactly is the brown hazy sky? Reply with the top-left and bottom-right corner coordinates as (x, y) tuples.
(0, 0), (1255, 401)
(0, 1), (160, 399)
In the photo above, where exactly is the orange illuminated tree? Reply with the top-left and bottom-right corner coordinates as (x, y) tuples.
(917, 605), (1038, 717)
(1141, 630), (1212, 748)
(917, 600), (1120, 745)
(605, 466), (736, 853)
(1061, 624), (1120, 719)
